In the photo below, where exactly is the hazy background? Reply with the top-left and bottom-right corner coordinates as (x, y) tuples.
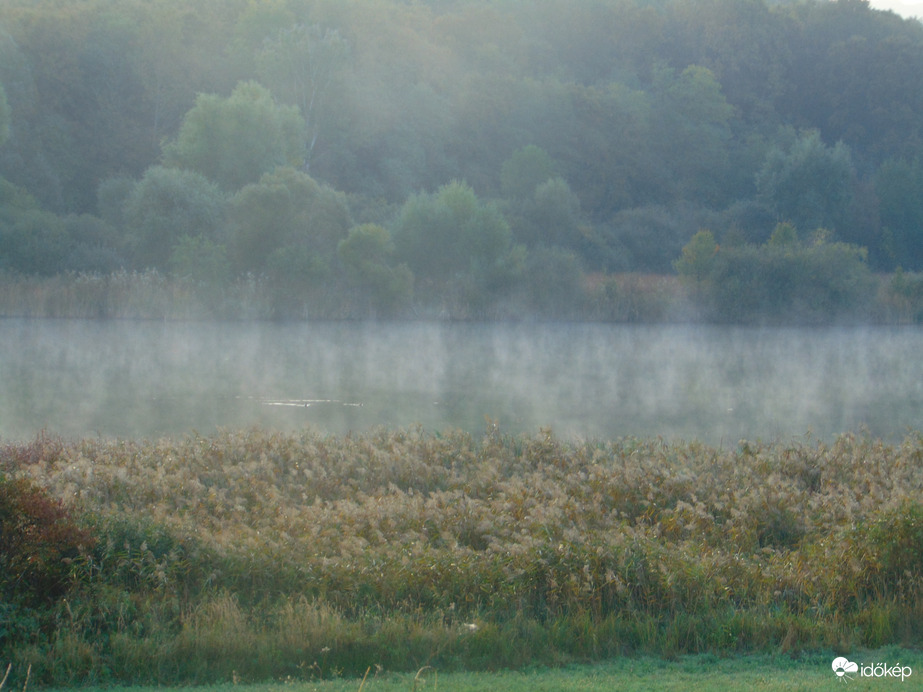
(871, 0), (923, 19)
(2, 320), (920, 444)
(3, 0), (923, 323)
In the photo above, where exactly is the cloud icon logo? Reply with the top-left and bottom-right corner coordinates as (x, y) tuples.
(832, 657), (859, 679)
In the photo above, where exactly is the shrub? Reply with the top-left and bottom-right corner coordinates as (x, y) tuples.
(337, 224), (414, 316)
(0, 475), (95, 607)
(677, 226), (875, 323)
(865, 501), (923, 599)
(884, 269), (923, 323)
(516, 246), (584, 318)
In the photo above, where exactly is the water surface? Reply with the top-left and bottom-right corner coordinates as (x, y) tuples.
(2, 319), (920, 443)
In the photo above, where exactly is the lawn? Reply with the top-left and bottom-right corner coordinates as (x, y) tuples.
(34, 649), (922, 691)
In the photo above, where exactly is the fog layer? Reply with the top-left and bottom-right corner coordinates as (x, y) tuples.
(1, 320), (920, 444)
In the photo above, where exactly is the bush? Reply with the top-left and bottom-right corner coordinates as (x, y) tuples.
(599, 205), (703, 274)
(337, 224), (414, 316)
(0, 475), (94, 607)
(123, 166), (227, 271)
(515, 246), (584, 318)
(884, 269), (923, 323)
(0, 210), (70, 276)
(393, 181), (512, 285)
(865, 501), (923, 599)
(677, 226), (875, 323)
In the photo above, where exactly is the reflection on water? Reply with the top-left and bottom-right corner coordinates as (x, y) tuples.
(245, 398), (363, 408)
(1, 319), (921, 443)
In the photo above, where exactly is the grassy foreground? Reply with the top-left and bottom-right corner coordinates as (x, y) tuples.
(1, 427), (923, 687)
(33, 648), (923, 691)
(28, 648), (923, 692)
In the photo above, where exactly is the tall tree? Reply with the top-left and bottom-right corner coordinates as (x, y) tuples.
(393, 180), (512, 283)
(513, 177), (585, 254)
(226, 166), (351, 275)
(258, 24), (349, 172)
(500, 145), (557, 201)
(755, 130), (854, 233)
(135, 1), (239, 149)
(0, 209), (68, 275)
(777, 0), (923, 163)
(650, 64), (737, 205)
(337, 223), (413, 315)
(163, 81), (305, 191)
(876, 157), (923, 270)
(123, 166), (227, 270)
(557, 81), (654, 215)
(662, 0), (789, 126)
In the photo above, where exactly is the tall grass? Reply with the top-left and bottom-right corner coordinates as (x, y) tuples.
(2, 269), (919, 322)
(0, 271), (272, 320)
(2, 427), (923, 685)
(0, 270), (692, 322)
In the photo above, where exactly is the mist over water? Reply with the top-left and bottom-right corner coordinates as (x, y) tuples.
(1, 319), (920, 444)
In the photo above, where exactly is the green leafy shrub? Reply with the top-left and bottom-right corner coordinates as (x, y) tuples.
(677, 225), (875, 323)
(337, 224), (413, 316)
(884, 269), (923, 323)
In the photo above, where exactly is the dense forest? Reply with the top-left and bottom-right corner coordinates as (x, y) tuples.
(0, 0), (922, 321)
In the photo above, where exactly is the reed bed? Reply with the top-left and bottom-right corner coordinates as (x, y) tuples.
(1, 427), (922, 686)
(0, 271), (272, 321)
(3, 269), (919, 323)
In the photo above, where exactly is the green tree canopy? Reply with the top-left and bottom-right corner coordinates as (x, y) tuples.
(0, 209), (68, 276)
(0, 177), (39, 225)
(123, 166), (227, 270)
(168, 235), (231, 298)
(393, 180), (512, 283)
(337, 223), (413, 315)
(767, 221), (798, 249)
(523, 177), (584, 249)
(258, 24), (349, 171)
(500, 145), (557, 201)
(876, 157), (923, 270)
(674, 229), (719, 283)
(508, 176), (587, 261)
(338, 223), (396, 275)
(651, 64), (736, 204)
(756, 130), (854, 232)
(557, 81), (654, 214)
(676, 224), (874, 323)
(163, 81), (305, 191)
(227, 166), (351, 275)
(516, 245), (583, 318)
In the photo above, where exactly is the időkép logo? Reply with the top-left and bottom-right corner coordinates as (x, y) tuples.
(832, 657), (912, 682)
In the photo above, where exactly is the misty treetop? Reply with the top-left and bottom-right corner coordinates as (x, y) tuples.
(0, 0), (922, 322)
(163, 81), (307, 192)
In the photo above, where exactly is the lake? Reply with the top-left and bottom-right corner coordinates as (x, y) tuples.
(1, 319), (921, 444)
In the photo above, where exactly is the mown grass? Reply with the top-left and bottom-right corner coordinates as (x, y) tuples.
(1, 427), (923, 687)
(28, 649), (923, 691)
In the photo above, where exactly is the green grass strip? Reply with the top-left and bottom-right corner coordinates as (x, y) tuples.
(36, 648), (923, 691)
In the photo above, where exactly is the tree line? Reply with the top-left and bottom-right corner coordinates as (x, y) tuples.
(0, 0), (922, 321)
